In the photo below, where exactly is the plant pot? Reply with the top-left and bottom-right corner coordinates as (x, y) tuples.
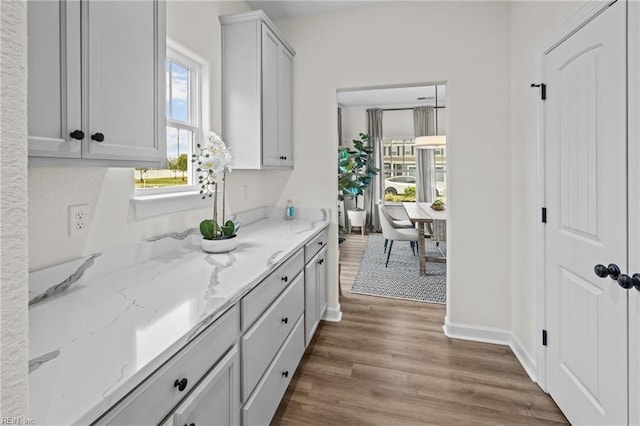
(348, 209), (367, 234)
(201, 236), (238, 253)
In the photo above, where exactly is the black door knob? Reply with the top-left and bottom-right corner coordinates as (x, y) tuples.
(91, 132), (105, 142)
(631, 273), (640, 292)
(617, 274), (637, 290)
(69, 130), (84, 140)
(594, 263), (621, 280)
(174, 378), (188, 391)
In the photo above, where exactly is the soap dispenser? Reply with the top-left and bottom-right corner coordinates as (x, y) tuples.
(285, 199), (294, 220)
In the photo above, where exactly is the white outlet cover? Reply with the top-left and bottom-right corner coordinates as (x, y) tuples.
(69, 204), (89, 236)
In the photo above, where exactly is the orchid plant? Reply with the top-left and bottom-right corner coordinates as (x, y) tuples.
(192, 132), (239, 240)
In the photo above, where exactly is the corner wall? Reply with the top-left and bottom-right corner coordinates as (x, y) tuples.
(0, 0), (29, 416)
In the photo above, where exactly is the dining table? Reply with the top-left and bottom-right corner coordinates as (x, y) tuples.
(402, 202), (447, 276)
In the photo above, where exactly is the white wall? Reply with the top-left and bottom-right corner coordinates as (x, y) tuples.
(0, 0), (29, 416)
(276, 1), (512, 330)
(508, 1), (586, 363)
(28, 1), (296, 271)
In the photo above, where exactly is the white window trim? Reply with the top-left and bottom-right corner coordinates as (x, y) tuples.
(133, 40), (210, 219)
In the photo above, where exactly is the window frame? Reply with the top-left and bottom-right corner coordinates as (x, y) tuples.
(135, 42), (202, 196)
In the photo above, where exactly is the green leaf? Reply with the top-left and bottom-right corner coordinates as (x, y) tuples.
(200, 220), (215, 240)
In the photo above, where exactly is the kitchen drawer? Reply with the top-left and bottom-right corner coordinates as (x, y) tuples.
(241, 275), (304, 401)
(242, 316), (305, 426)
(304, 227), (328, 263)
(241, 249), (303, 330)
(94, 305), (240, 425)
(163, 346), (240, 426)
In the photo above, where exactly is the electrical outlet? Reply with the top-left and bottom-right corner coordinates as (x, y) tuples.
(69, 204), (89, 236)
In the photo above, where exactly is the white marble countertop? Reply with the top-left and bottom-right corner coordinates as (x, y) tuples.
(28, 207), (329, 425)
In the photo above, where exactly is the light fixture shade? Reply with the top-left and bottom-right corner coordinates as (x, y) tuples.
(415, 135), (446, 149)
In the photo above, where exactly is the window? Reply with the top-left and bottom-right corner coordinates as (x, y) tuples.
(134, 44), (201, 192)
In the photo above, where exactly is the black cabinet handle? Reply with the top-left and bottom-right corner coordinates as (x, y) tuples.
(594, 263), (620, 280)
(318, 241), (323, 246)
(174, 378), (188, 391)
(617, 273), (640, 291)
(69, 130), (84, 140)
(281, 276), (288, 283)
(617, 274), (637, 290)
(282, 371), (289, 378)
(281, 317), (288, 324)
(91, 132), (105, 142)
(184, 423), (195, 426)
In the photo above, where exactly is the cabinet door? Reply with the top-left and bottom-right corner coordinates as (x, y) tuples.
(304, 255), (318, 346)
(83, 0), (165, 164)
(277, 47), (293, 167)
(27, 0), (82, 158)
(317, 246), (327, 320)
(261, 25), (281, 167)
(169, 346), (241, 426)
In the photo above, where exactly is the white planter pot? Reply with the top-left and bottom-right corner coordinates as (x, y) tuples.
(348, 210), (367, 234)
(201, 236), (238, 253)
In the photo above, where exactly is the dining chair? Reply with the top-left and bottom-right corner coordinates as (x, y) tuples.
(378, 204), (419, 267)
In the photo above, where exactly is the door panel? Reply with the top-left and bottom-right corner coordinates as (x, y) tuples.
(261, 26), (280, 167)
(27, 0), (81, 158)
(544, 2), (627, 424)
(628, 1), (640, 424)
(84, 0), (161, 161)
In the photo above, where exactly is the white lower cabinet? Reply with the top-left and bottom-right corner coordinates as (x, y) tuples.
(304, 234), (328, 346)
(93, 228), (329, 425)
(94, 306), (239, 425)
(242, 317), (305, 426)
(165, 346), (240, 426)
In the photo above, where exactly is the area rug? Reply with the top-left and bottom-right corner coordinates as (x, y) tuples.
(350, 233), (446, 304)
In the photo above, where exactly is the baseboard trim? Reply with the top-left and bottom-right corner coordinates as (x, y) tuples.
(324, 305), (342, 322)
(443, 317), (537, 383)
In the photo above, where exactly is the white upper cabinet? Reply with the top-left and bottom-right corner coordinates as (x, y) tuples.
(220, 10), (295, 169)
(27, 0), (166, 167)
(27, 0), (82, 158)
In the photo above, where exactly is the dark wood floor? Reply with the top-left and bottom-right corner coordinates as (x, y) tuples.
(272, 233), (567, 425)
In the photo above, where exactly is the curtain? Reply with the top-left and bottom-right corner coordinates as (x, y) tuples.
(365, 108), (383, 232)
(337, 106), (343, 146)
(413, 106), (436, 203)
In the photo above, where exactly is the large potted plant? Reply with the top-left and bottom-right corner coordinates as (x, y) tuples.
(338, 132), (378, 235)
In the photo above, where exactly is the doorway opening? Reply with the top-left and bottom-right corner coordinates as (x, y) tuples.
(337, 83), (448, 305)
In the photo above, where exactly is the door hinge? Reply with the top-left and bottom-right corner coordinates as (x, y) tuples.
(541, 207), (547, 223)
(531, 83), (546, 100)
(542, 329), (548, 346)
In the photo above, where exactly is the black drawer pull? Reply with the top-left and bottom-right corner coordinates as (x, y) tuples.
(318, 241), (323, 245)
(185, 423), (195, 426)
(174, 378), (188, 391)
(281, 276), (288, 283)
(91, 132), (105, 142)
(69, 129), (84, 140)
(282, 370), (289, 378)
(282, 317), (288, 324)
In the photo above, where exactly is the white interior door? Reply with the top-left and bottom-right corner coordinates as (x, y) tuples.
(544, 1), (628, 424)
(627, 1), (640, 424)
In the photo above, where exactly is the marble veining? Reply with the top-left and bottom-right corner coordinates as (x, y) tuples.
(145, 228), (198, 242)
(266, 250), (284, 267)
(29, 253), (102, 306)
(29, 207), (329, 425)
(28, 350), (60, 373)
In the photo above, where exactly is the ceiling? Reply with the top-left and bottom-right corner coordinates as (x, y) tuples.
(245, 0), (382, 20)
(337, 85), (447, 109)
